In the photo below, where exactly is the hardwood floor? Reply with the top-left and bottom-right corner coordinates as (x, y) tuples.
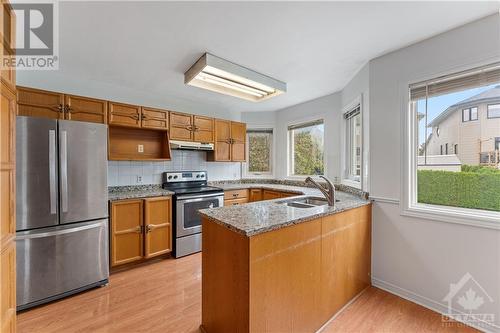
(17, 253), (477, 333)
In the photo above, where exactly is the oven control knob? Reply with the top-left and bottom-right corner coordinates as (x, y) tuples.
(173, 175), (178, 179)
(200, 174), (205, 178)
(168, 175), (172, 180)
(196, 174), (200, 178)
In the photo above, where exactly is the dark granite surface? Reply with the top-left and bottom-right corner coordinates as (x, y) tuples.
(108, 185), (174, 201)
(200, 182), (371, 237)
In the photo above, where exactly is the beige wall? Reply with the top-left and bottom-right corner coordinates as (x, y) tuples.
(426, 102), (500, 165)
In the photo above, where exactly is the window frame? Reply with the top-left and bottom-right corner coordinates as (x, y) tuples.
(341, 98), (363, 189)
(487, 103), (500, 119)
(462, 107), (478, 122)
(286, 117), (326, 180)
(402, 63), (500, 230)
(243, 126), (275, 179)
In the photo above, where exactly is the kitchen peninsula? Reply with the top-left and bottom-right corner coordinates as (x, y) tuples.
(199, 186), (372, 333)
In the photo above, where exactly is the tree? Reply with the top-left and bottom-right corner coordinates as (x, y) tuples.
(293, 131), (324, 175)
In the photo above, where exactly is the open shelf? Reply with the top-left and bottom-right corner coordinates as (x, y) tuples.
(108, 126), (171, 161)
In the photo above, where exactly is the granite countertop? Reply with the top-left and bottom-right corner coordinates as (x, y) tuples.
(108, 185), (174, 201)
(199, 183), (371, 237)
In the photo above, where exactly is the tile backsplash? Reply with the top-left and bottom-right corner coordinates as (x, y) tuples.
(107, 150), (242, 186)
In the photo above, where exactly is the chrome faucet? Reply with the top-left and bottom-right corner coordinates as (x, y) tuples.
(305, 176), (336, 206)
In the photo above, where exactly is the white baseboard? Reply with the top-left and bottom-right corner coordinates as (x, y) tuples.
(372, 277), (500, 333)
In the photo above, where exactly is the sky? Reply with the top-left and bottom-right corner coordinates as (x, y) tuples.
(417, 83), (498, 144)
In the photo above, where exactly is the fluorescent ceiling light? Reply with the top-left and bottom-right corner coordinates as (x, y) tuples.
(184, 53), (286, 102)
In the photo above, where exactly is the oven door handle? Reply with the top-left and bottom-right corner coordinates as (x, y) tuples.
(176, 193), (224, 201)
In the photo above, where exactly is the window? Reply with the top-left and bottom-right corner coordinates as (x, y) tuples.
(408, 62), (500, 226)
(246, 129), (273, 176)
(462, 107), (478, 122)
(342, 104), (362, 184)
(288, 120), (324, 176)
(488, 104), (500, 118)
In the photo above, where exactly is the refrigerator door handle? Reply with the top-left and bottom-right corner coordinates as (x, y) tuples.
(16, 220), (105, 240)
(60, 130), (69, 213)
(49, 130), (57, 214)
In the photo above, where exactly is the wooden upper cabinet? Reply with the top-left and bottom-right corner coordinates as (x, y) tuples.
(169, 112), (193, 141)
(230, 121), (246, 162)
(209, 119), (231, 161)
(193, 115), (214, 143)
(141, 107), (169, 130)
(231, 121), (246, 143)
(108, 102), (141, 128)
(208, 119), (247, 162)
(1, 2), (15, 88)
(17, 86), (64, 119)
(144, 197), (172, 258)
(64, 94), (107, 124)
(110, 199), (144, 267)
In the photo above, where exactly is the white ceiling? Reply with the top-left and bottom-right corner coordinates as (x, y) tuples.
(56, 1), (499, 113)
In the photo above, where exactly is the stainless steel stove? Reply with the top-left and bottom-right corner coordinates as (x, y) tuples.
(162, 171), (223, 258)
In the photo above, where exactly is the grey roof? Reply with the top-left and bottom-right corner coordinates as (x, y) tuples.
(428, 85), (500, 127)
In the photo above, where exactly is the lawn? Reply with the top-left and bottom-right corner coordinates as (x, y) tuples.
(417, 166), (500, 212)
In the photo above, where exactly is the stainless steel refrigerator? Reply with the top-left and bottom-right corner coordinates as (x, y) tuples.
(16, 116), (109, 310)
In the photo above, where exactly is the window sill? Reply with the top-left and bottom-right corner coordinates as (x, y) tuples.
(401, 203), (500, 230)
(243, 173), (274, 179)
(341, 179), (361, 189)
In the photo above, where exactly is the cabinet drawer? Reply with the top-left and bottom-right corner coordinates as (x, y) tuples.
(224, 197), (248, 206)
(224, 189), (248, 200)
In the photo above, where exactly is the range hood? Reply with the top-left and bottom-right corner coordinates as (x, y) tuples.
(170, 140), (214, 151)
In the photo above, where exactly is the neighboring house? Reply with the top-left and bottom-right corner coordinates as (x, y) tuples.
(425, 85), (500, 166)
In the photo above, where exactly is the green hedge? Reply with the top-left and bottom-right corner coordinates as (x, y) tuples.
(417, 170), (500, 212)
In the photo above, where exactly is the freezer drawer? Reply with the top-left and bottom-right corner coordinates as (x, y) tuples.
(16, 219), (109, 310)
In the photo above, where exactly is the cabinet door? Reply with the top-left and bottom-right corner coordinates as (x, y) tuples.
(213, 119), (231, 161)
(249, 189), (263, 202)
(110, 200), (144, 266)
(64, 94), (107, 124)
(169, 112), (193, 141)
(144, 197), (172, 258)
(262, 190), (281, 200)
(17, 86), (64, 119)
(1, 3), (15, 89)
(193, 115), (214, 143)
(1, 243), (16, 333)
(230, 121), (246, 162)
(108, 102), (141, 128)
(231, 121), (246, 142)
(141, 107), (169, 130)
(1, 82), (16, 247)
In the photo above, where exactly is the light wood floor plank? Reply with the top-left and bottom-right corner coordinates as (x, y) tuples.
(17, 253), (477, 333)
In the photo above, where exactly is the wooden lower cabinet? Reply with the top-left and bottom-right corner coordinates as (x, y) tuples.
(110, 196), (172, 267)
(144, 197), (172, 258)
(110, 199), (144, 266)
(1, 242), (16, 333)
(249, 189), (262, 202)
(262, 190), (281, 200)
(201, 204), (372, 333)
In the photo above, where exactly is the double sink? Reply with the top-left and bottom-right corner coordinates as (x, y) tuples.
(278, 196), (339, 209)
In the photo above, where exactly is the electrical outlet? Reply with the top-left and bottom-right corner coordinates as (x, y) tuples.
(137, 144), (144, 153)
(136, 175), (143, 183)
